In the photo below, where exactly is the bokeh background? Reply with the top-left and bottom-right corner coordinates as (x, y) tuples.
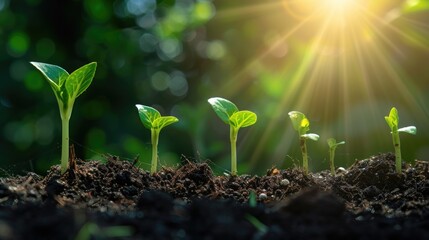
(1, 0), (429, 176)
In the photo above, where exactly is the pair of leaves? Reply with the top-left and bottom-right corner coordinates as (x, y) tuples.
(31, 62), (97, 117)
(208, 97), (257, 129)
(136, 104), (179, 130)
(327, 138), (346, 150)
(385, 107), (417, 135)
(288, 111), (319, 141)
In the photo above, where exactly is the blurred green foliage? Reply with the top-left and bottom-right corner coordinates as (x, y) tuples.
(1, 0), (429, 176)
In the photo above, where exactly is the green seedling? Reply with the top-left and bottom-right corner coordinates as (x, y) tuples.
(327, 138), (345, 176)
(208, 97), (257, 176)
(31, 62), (97, 174)
(384, 107), (417, 173)
(136, 104), (178, 174)
(288, 111), (319, 174)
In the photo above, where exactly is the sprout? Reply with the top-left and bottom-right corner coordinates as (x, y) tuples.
(327, 138), (345, 176)
(135, 104), (179, 174)
(208, 97), (257, 176)
(288, 111), (319, 174)
(30, 62), (97, 174)
(384, 107), (417, 173)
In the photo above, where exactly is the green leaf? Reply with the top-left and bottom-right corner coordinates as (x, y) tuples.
(289, 111), (310, 135)
(208, 97), (239, 124)
(152, 116), (179, 130)
(327, 138), (345, 148)
(288, 111), (306, 131)
(66, 62), (97, 99)
(302, 133), (320, 141)
(136, 104), (161, 129)
(385, 107), (399, 130)
(398, 126), (417, 135)
(229, 110), (257, 129)
(30, 61), (69, 90)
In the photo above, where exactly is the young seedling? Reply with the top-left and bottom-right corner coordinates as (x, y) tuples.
(327, 138), (345, 176)
(384, 107), (417, 173)
(30, 62), (97, 174)
(288, 111), (319, 174)
(208, 97), (257, 176)
(135, 104), (178, 174)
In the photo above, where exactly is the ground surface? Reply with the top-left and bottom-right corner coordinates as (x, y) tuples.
(0, 153), (428, 239)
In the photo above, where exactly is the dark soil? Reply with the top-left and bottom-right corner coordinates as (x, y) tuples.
(0, 153), (428, 239)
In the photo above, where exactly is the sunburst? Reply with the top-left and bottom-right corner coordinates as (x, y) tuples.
(211, 0), (429, 172)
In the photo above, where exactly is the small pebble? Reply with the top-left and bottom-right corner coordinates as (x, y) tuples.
(280, 179), (290, 186)
(259, 193), (268, 200)
(337, 167), (348, 174)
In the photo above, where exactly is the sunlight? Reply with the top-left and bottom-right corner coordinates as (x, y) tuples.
(323, 0), (355, 11)
(212, 0), (429, 172)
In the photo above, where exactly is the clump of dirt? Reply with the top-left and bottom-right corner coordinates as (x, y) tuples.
(0, 152), (428, 239)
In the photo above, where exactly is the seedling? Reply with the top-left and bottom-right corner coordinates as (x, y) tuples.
(288, 111), (319, 174)
(31, 62), (97, 174)
(208, 97), (257, 176)
(135, 104), (178, 174)
(327, 138), (345, 176)
(384, 107), (417, 173)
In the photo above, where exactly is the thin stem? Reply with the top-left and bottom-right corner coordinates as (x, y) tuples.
(392, 131), (402, 173)
(329, 148), (336, 176)
(230, 126), (238, 176)
(60, 117), (69, 174)
(151, 128), (159, 174)
(300, 137), (308, 174)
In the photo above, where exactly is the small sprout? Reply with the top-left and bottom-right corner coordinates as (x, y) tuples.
(208, 97), (257, 176)
(30, 62), (97, 174)
(136, 104), (179, 174)
(327, 138), (345, 176)
(288, 111), (320, 174)
(384, 107), (417, 173)
(248, 190), (257, 207)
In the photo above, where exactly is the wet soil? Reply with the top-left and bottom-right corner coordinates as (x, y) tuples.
(0, 153), (428, 239)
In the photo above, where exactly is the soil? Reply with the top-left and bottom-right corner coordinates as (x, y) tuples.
(0, 152), (428, 239)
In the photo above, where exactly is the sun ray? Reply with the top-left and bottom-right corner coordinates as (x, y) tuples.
(210, 0), (429, 171)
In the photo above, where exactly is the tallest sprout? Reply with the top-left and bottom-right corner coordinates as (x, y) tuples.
(384, 107), (417, 173)
(31, 62), (97, 173)
(208, 97), (257, 176)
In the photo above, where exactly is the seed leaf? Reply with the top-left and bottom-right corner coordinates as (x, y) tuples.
(152, 116), (179, 130)
(327, 138), (345, 148)
(289, 111), (306, 131)
(66, 62), (97, 99)
(385, 107), (399, 131)
(398, 126), (417, 135)
(302, 133), (320, 141)
(229, 110), (257, 129)
(136, 104), (161, 129)
(208, 97), (239, 124)
(30, 61), (68, 90)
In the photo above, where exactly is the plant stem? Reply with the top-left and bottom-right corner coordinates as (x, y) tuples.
(60, 117), (69, 174)
(329, 148), (336, 176)
(230, 126), (238, 176)
(151, 128), (159, 174)
(392, 131), (402, 173)
(300, 137), (308, 174)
